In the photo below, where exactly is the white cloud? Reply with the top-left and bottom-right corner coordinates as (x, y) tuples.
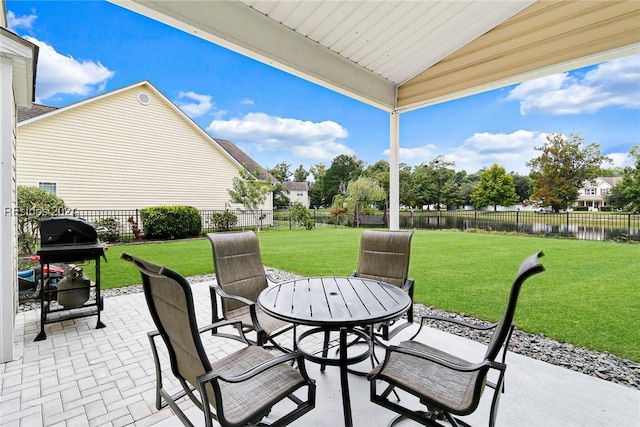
(24, 36), (114, 102)
(213, 109), (228, 120)
(175, 91), (214, 117)
(7, 10), (37, 32)
(384, 131), (549, 173)
(507, 55), (640, 115)
(291, 140), (355, 160)
(206, 112), (351, 161)
(241, 98), (254, 105)
(445, 130), (548, 174)
(607, 151), (635, 169)
(382, 144), (437, 165)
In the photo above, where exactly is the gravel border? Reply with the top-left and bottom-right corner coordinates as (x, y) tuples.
(19, 268), (639, 390)
(411, 305), (639, 390)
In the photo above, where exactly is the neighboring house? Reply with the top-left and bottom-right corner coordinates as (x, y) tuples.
(283, 181), (310, 208)
(16, 81), (273, 212)
(575, 177), (622, 210)
(1, 17), (39, 362)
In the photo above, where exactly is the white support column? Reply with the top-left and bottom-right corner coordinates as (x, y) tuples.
(1, 29), (37, 363)
(389, 111), (400, 230)
(0, 57), (16, 362)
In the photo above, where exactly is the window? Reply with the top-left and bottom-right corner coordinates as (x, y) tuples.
(601, 188), (611, 195)
(584, 188), (597, 196)
(38, 182), (57, 195)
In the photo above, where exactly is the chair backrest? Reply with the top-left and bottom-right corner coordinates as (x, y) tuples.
(207, 231), (269, 315)
(355, 230), (413, 288)
(121, 253), (213, 393)
(484, 251), (546, 361)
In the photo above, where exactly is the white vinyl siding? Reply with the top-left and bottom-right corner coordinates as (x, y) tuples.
(17, 83), (263, 211)
(288, 190), (309, 208)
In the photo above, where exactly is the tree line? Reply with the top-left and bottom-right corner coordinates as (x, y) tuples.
(268, 133), (640, 213)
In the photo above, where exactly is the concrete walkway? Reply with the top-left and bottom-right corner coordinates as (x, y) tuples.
(1, 280), (638, 426)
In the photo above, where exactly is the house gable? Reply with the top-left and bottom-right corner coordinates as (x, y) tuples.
(16, 81), (270, 210)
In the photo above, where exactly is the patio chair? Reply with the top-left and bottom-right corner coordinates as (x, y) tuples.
(368, 251), (545, 427)
(321, 230), (414, 375)
(207, 231), (295, 352)
(353, 229), (415, 341)
(121, 253), (316, 427)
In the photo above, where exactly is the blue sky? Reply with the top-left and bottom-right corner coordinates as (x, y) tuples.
(7, 1), (640, 176)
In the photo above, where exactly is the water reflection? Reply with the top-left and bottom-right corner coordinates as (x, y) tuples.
(397, 215), (639, 242)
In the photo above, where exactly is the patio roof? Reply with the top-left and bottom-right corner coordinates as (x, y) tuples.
(109, 0), (640, 112)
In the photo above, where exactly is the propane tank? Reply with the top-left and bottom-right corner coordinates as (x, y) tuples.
(57, 265), (90, 309)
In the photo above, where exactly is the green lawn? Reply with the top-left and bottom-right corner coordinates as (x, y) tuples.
(100, 228), (640, 361)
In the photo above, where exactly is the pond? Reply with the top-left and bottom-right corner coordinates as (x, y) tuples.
(398, 214), (639, 242)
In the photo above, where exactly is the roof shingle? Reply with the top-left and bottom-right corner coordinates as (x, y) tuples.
(282, 181), (309, 192)
(17, 104), (57, 122)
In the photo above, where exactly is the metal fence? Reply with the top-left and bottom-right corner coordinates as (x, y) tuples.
(200, 209), (274, 233)
(399, 210), (640, 242)
(69, 208), (274, 241)
(66, 208), (639, 243)
(71, 209), (141, 241)
(274, 209), (640, 242)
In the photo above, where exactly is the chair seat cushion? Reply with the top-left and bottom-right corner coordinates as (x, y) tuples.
(211, 346), (307, 424)
(372, 340), (483, 414)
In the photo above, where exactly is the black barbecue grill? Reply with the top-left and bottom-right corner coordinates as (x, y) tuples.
(36, 216), (107, 341)
(39, 216), (107, 261)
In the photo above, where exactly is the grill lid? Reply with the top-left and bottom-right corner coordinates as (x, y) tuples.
(40, 216), (99, 246)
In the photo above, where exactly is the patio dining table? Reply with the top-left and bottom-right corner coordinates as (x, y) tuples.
(258, 276), (411, 427)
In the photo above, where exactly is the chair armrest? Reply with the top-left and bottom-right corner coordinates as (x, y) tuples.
(198, 318), (244, 334)
(209, 283), (265, 338)
(149, 320), (251, 347)
(197, 350), (315, 427)
(209, 283), (255, 307)
(409, 314), (498, 341)
(401, 278), (414, 292)
(369, 344), (505, 380)
(199, 319), (254, 345)
(198, 351), (309, 385)
(147, 330), (168, 409)
(420, 314), (498, 331)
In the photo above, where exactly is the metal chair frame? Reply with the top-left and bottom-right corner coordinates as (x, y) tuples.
(368, 252), (546, 427)
(352, 230), (415, 342)
(122, 253), (315, 427)
(207, 231), (295, 352)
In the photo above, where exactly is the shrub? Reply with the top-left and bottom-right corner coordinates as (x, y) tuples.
(94, 217), (120, 242)
(210, 211), (238, 231)
(329, 206), (347, 226)
(17, 186), (66, 254)
(141, 205), (202, 239)
(289, 202), (315, 230)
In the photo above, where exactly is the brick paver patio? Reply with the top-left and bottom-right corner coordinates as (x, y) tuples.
(2, 279), (638, 427)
